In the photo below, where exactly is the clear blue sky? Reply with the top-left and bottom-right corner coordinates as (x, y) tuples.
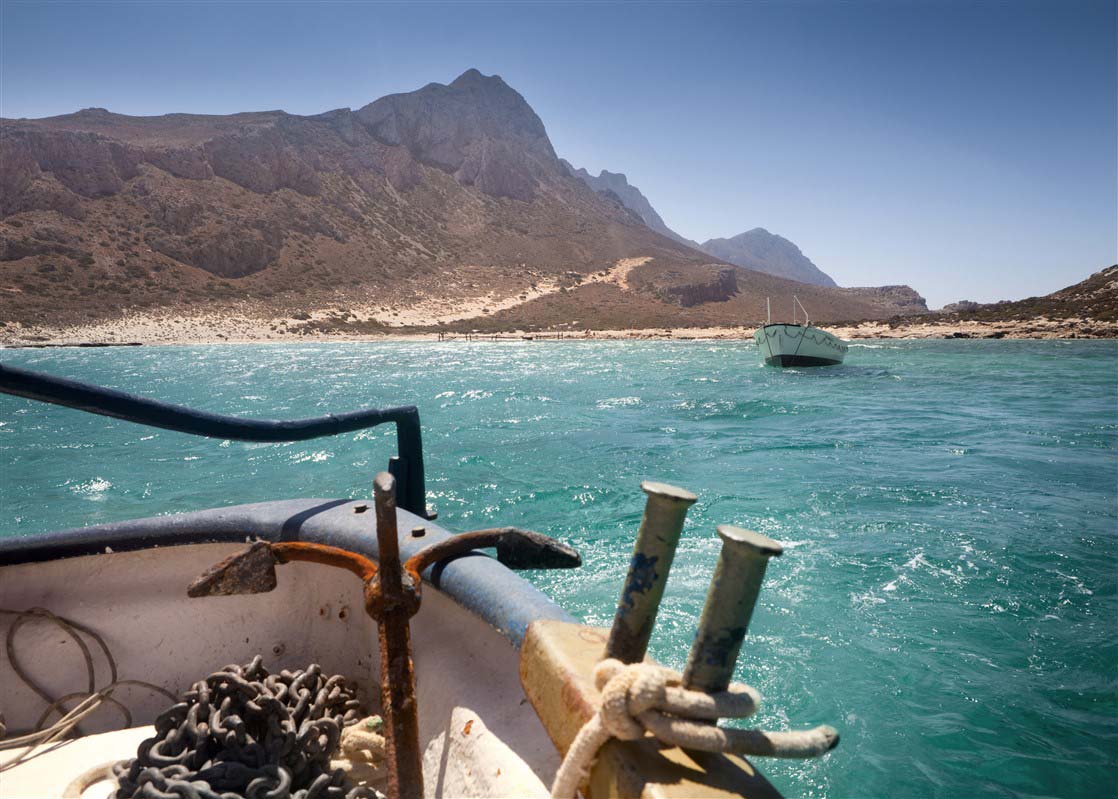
(2, 1), (1114, 307)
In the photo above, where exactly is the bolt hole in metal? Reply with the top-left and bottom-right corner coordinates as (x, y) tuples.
(353, 504), (369, 514)
(410, 526), (426, 538)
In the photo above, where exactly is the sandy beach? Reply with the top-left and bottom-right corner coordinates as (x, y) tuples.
(2, 313), (1114, 348)
(5, 255), (1114, 347)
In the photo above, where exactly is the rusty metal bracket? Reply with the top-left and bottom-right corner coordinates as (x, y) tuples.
(187, 478), (424, 799)
(189, 528), (579, 606)
(405, 526), (580, 577)
(187, 487), (580, 799)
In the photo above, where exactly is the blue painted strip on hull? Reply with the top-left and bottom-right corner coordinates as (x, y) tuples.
(0, 499), (573, 647)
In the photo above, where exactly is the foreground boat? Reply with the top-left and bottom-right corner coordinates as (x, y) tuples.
(0, 364), (836, 799)
(754, 324), (849, 367)
(754, 297), (849, 367)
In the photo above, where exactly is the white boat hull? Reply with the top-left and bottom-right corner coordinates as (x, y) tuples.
(753, 324), (848, 367)
(0, 505), (561, 799)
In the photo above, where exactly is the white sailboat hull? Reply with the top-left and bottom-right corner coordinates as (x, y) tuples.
(754, 324), (848, 367)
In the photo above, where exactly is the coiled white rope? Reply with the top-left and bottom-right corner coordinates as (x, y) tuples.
(550, 659), (839, 799)
(0, 608), (176, 773)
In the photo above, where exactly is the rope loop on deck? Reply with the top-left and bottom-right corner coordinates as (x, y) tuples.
(550, 658), (838, 799)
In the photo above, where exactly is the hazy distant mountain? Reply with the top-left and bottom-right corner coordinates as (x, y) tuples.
(1, 68), (917, 336)
(698, 228), (837, 288)
(564, 164), (839, 288)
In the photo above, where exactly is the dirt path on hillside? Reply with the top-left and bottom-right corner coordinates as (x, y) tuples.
(583, 256), (651, 292)
(360, 256), (653, 328)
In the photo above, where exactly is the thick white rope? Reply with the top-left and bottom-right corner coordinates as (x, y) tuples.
(550, 659), (838, 799)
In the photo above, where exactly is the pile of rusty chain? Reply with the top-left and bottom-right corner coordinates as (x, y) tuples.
(112, 656), (380, 799)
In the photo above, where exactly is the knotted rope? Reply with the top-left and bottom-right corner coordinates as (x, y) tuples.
(550, 659), (838, 799)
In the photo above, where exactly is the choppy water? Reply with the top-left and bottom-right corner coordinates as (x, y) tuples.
(2, 340), (1116, 798)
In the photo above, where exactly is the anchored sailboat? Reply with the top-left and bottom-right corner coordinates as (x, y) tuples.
(754, 297), (849, 367)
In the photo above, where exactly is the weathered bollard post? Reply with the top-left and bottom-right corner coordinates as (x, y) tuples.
(683, 524), (783, 693)
(606, 481), (697, 663)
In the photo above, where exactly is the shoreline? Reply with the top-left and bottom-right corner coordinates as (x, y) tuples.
(1, 315), (1115, 348)
(5, 258), (1114, 347)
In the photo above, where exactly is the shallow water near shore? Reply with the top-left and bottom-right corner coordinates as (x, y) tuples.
(2, 339), (1116, 799)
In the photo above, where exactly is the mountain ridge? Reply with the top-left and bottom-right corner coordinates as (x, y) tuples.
(0, 68), (923, 338)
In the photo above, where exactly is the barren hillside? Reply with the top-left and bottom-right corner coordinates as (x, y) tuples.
(1, 69), (924, 341)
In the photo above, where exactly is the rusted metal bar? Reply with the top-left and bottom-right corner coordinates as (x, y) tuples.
(682, 525), (783, 693)
(606, 481), (697, 663)
(371, 472), (423, 799)
(187, 540), (379, 599)
(404, 526), (580, 578)
(188, 499), (425, 797)
(272, 541), (379, 581)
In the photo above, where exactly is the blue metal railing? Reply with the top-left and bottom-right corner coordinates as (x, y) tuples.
(0, 363), (431, 518)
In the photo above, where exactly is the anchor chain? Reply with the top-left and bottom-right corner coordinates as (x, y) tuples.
(113, 656), (381, 799)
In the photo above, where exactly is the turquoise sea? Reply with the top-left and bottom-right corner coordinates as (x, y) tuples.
(1, 340), (1115, 798)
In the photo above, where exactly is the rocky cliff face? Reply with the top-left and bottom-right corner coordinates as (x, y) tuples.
(654, 265), (738, 307)
(699, 228), (837, 288)
(838, 285), (928, 315)
(940, 300), (981, 313)
(560, 162), (693, 246)
(356, 70), (558, 200)
(1, 70), (696, 325)
(2, 72), (568, 218)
